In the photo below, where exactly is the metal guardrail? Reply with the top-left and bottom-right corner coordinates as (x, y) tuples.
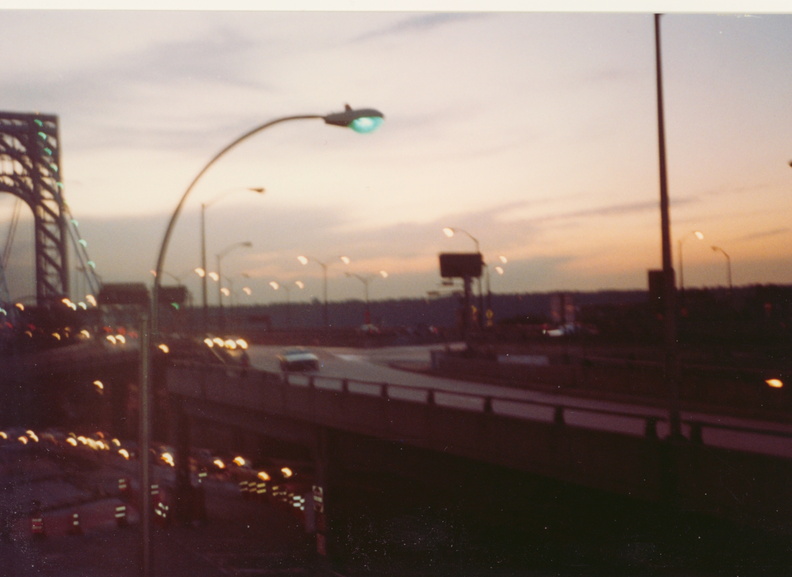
(173, 364), (792, 459)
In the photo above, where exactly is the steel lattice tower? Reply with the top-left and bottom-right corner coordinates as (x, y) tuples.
(0, 112), (68, 305)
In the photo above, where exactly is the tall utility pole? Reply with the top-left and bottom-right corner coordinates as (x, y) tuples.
(655, 14), (681, 440)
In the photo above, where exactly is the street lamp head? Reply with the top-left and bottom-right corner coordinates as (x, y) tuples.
(694, 231), (704, 240)
(297, 255), (309, 266)
(442, 227), (455, 238)
(205, 186), (265, 208)
(323, 105), (385, 134)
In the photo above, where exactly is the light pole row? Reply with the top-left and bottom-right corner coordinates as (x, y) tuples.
(297, 255), (350, 328)
(201, 187), (264, 330)
(269, 280), (304, 326)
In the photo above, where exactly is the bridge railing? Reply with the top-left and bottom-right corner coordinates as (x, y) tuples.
(170, 361), (792, 531)
(433, 349), (791, 418)
(170, 362), (792, 460)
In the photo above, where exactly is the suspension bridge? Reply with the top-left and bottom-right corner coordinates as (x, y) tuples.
(0, 111), (101, 313)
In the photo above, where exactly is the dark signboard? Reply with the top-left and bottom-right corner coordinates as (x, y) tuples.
(439, 253), (483, 278)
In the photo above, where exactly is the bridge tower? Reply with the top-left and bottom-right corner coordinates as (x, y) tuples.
(0, 112), (68, 305)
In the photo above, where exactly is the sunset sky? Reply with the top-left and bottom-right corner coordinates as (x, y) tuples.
(1, 3), (791, 306)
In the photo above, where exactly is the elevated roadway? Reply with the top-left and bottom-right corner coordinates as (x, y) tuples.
(168, 343), (792, 540)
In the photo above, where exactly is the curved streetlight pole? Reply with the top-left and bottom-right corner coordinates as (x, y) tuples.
(346, 270), (388, 325)
(484, 255), (507, 327)
(149, 269), (180, 284)
(677, 230), (704, 295)
(201, 187), (264, 332)
(142, 105), (383, 577)
(152, 106), (383, 334)
(711, 245), (732, 293)
(269, 280), (304, 327)
(442, 226), (480, 253)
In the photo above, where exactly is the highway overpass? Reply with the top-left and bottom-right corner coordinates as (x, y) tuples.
(165, 344), (792, 571)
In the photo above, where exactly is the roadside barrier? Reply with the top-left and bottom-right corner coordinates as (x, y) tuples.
(67, 511), (83, 535)
(255, 480), (268, 499)
(31, 514), (46, 538)
(154, 501), (169, 526)
(115, 504), (128, 527)
(239, 479), (253, 499)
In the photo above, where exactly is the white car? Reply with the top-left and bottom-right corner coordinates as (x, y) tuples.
(277, 348), (320, 372)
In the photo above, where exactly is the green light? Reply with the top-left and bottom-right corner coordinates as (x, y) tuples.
(349, 116), (384, 134)
(87, 261), (96, 269)
(34, 119), (43, 127)
(323, 106), (384, 132)
(38, 131), (47, 139)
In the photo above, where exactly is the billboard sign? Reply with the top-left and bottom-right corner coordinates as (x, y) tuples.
(439, 253), (483, 278)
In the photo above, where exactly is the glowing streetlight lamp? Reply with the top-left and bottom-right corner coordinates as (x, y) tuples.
(269, 280), (304, 327)
(677, 230), (704, 294)
(442, 226), (480, 252)
(143, 104), (384, 576)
